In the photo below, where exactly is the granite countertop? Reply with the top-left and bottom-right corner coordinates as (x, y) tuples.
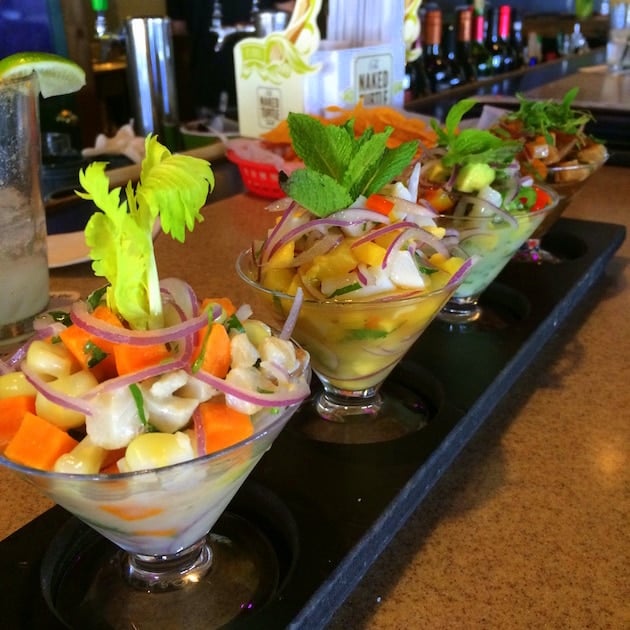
(0, 165), (628, 627)
(474, 68), (630, 113)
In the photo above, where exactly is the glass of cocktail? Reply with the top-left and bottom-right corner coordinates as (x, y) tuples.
(0, 72), (49, 347)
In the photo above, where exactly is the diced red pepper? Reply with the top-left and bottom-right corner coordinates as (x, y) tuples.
(365, 193), (395, 216)
(531, 186), (552, 212)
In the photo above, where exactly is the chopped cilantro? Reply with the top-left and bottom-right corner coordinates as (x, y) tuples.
(506, 87), (593, 138)
(330, 282), (362, 297)
(128, 383), (154, 430)
(83, 340), (108, 368)
(47, 310), (72, 327)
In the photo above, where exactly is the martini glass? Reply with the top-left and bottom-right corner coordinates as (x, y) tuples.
(437, 184), (559, 325)
(0, 389), (307, 628)
(237, 249), (466, 444)
(514, 152), (608, 263)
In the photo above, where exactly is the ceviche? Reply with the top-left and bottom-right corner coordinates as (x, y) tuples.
(0, 136), (310, 476)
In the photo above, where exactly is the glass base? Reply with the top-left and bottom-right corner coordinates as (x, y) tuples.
(294, 365), (438, 444)
(42, 512), (280, 629)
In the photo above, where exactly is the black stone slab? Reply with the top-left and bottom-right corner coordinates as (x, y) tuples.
(0, 218), (625, 629)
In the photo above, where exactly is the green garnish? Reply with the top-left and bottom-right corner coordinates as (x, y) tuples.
(77, 135), (215, 331)
(83, 340), (108, 368)
(47, 310), (72, 327)
(506, 87), (593, 138)
(431, 99), (522, 168)
(330, 282), (362, 297)
(225, 314), (245, 333)
(280, 112), (418, 217)
(129, 383), (153, 429)
(87, 286), (108, 310)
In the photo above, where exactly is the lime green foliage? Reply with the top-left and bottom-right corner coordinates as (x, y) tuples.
(431, 99), (522, 169)
(509, 87), (592, 137)
(78, 135), (215, 330)
(280, 113), (418, 217)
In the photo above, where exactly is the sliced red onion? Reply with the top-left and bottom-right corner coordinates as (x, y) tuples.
(356, 265), (369, 286)
(407, 162), (421, 202)
(21, 361), (94, 416)
(327, 208), (391, 225)
(235, 303), (253, 322)
(447, 256), (476, 287)
(351, 220), (417, 248)
(280, 287), (304, 340)
(70, 301), (209, 346)
(82, 355), (189, 399)
(384, 195), (438, 219)
(192, 367), (310, 407)
(260, 202), (303, 265)
(283, 234), (342, 269)
(159, 277), (199, 318)
(267, 217), (359, 261)
(265, 197), (293, 213)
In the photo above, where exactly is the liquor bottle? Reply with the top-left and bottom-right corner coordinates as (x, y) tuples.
(442, 22), (467, 86)
(422, 7), (464, 92)
(510, 8), (525, 69)
(497, 5), (516, 72)
(405, 44), (432, 101)
(470, 12), (493, 78)
(484, 5), (514, 74)
(455, 6), (477, 81)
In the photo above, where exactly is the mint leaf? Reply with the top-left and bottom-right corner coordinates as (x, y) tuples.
(364, 141), (419, 194)
(281, 112), (419, 216)
(288, 113), (354, 181)
(343, 128), (391, 197)
(281, 168), (353, 217)
(432, 99), (522, 169)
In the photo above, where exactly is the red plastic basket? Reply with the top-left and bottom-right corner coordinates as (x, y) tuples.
(226, 149), (285, 199)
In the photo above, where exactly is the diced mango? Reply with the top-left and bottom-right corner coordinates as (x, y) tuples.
(352, 241), (386, 267)
(267, 240), (295, 268)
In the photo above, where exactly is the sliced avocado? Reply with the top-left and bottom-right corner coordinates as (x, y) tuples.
(455, 163), (496, 193)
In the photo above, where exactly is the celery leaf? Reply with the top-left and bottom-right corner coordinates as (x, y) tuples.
(78, 135), (214, 330)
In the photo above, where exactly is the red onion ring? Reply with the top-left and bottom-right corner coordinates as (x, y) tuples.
(447, 257), (476, 286)
(21, 361), (94, 416)
(70, 301), (209, 346)
(192, 366), (310, 407)
(280, 287), (303, 340)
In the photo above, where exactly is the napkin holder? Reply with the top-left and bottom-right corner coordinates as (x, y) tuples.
(233, 0), (406, 138)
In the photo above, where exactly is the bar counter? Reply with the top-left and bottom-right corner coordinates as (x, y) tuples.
(0, 162), (628, 627)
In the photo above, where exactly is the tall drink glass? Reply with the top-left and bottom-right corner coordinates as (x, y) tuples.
(0, 72), (49, 346)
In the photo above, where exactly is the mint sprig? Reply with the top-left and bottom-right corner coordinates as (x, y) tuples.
(431, 99), (522, 168)
(280, 113), (418, 217)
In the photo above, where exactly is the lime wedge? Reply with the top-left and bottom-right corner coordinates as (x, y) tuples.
(0, 52), (86, 98)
